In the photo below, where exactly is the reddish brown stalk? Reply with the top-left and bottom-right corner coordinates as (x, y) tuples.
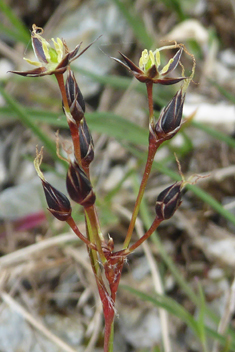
(128, 216), (162, 253)
(104, 312), (115, 352)
(123, 137), (160, 249)
(100, 287), (115, 352)
(110, 217), (161, 260)
(103, 260), (123, 352)
(66, 216), (97, 250)
(146, 82), (154, 125)
(84, 214), (115, 352)
(123, 81), (159, 249)
(55, 73), (82, 164)
(84, 227), (114, 352)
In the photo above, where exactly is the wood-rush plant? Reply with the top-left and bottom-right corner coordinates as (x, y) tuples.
(11, 25), (195, 352)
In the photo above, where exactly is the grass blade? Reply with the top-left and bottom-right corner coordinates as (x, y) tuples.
(209, 79), (235, 104)
(191, 121), (235, 149)
(0, 85), (58, 161)
(111, 0), (153, 48)
(0, 0), (30, 44)
(121, 285), (235, 351)
(0, 104), (149, 147)
(122, 285), (199, 332)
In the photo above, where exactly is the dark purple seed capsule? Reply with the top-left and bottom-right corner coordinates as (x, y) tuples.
(66, 161), (96, 207)
(65, 69), (85, 122)
(155, 89), (185, 139)
(155, 181), (182, 220)
(79, 118), (94, 167)
(41, 180), (71, 221)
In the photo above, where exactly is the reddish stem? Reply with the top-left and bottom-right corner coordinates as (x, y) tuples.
(104, 314), (115, 352)
(146, 82), (154, 125)
(66, 216), (97, 250)
(55, 73), (69, 111)
(122, 81), (159, 249)
(95, 277), (115, 352)
(128, 216), (162, 253)
(123, 138), (160, 249)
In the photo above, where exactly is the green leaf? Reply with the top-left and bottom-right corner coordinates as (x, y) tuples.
(196, 283), (208, 350)
(121, 285), (202, 340)
(0, 104), (149, 147)
(209, 79), (235, 104)
(121, 285), (235, 351)
(162, 0), (187, 21)
(0, 0), (30, 44)
(191, 121), (235, 149)
(111, 0), (153, 48)
(0, 85), (59, 161)
(86, 112), (148, 145)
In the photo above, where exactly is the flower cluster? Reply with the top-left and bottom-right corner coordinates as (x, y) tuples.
(10, 24), (94, 77)
(112, 44), (185, 84)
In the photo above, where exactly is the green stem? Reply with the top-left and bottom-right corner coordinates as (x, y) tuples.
(0, 85), (57, 159)
(107, 319), (114, 352)
(85, 215), (102, 277)
(85, 206), (107, 264)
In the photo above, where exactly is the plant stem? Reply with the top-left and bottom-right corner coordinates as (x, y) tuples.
(85, 218), (100, 272)
(85, 206), (107, 264)
(123, 138), (159, 249)
(55, 73), (82, 164)
(146, 82), (154, 125)
(123, 81), (159, 249)
(104, 313), (115, 352)
(127, 216), (162, 253)
(84, 216), (115, 352)
(66, 216), (97, 250)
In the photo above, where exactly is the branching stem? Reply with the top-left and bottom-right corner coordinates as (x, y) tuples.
(66, 216), (97, 250)
(123, 81), (160, 249)
(123, 138), (160, 249)
(128, 216), (162, 253)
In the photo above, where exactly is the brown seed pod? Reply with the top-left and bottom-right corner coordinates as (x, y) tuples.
(155, 89), (185, 140)
(42, 180), (72, 221)
(66, 161), (96, 207)
(155, 181), (182, 220)
(65, 69), (85, 122)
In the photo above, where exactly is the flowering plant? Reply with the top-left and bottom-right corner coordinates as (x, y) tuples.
(11, 24), (195, 352)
